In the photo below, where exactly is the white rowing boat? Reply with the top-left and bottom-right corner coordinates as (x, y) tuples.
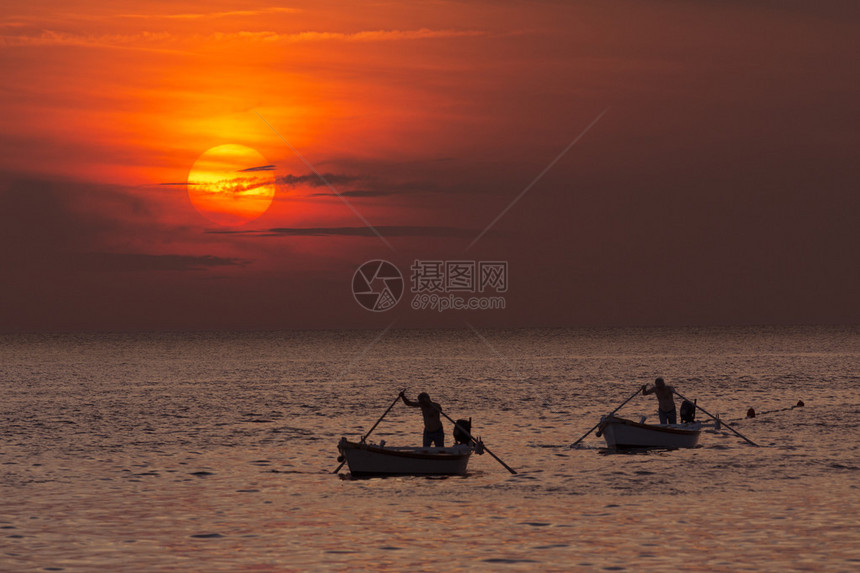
(337, 438), (474, 477)
(597, 415), (702, 449)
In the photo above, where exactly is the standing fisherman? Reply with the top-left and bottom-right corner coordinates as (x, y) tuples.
(400, 391), (445, 447)
(642, 377), (677, 424)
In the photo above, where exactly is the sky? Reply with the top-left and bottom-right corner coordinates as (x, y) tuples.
(1, 0), (857, 332)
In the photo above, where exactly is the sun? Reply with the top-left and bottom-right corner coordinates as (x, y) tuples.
(187, 144), (276, 226)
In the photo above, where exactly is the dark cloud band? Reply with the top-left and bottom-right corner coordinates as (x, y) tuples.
(207, 225), (474, 238)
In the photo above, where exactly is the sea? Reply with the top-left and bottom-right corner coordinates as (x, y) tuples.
(1, 327), (858, 572)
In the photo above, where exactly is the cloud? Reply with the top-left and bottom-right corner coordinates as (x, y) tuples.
(0, 175), (146, 263)
(276, 173), (441, 197)
(207, 226), (475, 238)
(208, 28), (484, 44)
(0, 175), (252, 274)
(158, 170), (450, 199)
(162, 171), (362, 193)
(0, 7), (301, 27)
(277, 173), (359, 187)
(239, 164), (276, 172)
(115, 8), (301, 21)
(308, 190), (393, 198)
(0, 28), (483, 50)
(75, 252), (251, 272)
(294, 29), (484, 43)
(186, 175), (272, 197)
(306, 180), (444, 197)
(0, 30), (176, 51)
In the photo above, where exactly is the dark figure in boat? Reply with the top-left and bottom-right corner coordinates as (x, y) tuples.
(642, 377), (677, 425)
(400, 391), (445, 447)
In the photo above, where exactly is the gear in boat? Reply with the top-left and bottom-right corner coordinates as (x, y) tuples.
(680, 399), (696, 423)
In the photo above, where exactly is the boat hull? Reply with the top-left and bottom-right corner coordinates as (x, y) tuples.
(599, 416), (702, 449)
(337, 438), (472, 476)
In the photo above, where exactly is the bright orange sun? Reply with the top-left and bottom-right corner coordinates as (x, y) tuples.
(187, 144), (276, 226)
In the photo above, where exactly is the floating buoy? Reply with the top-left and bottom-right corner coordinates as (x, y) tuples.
(746, 407), (756, 418)
(796, 400), (804, 407)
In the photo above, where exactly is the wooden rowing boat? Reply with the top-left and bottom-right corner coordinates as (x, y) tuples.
(597, 415), (702, 449)
(337, 437), (473, 477)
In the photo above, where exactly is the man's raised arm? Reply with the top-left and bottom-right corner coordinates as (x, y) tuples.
(400, 391), (419, 407)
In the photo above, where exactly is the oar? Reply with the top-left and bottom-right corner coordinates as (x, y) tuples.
(570, 385), (643, 447)
(673, 390), (759, 447)
(332, 391), (403, 474)
(431, 405), (517, 475)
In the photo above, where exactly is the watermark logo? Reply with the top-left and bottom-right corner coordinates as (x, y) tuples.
(353, 259), (508, 312)
(352, 260), (405, 312)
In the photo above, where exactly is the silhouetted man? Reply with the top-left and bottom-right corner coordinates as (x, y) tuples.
(400, 391), (444, 447)
(642, 377), (677, 424)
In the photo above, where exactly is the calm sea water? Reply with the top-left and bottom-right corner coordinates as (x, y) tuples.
(1, 327), (858, 572)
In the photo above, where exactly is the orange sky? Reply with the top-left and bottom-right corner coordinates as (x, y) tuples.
(1, 1), (858, 330)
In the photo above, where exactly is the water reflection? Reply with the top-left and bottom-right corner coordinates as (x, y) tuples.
(0, 328), (857, 570)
